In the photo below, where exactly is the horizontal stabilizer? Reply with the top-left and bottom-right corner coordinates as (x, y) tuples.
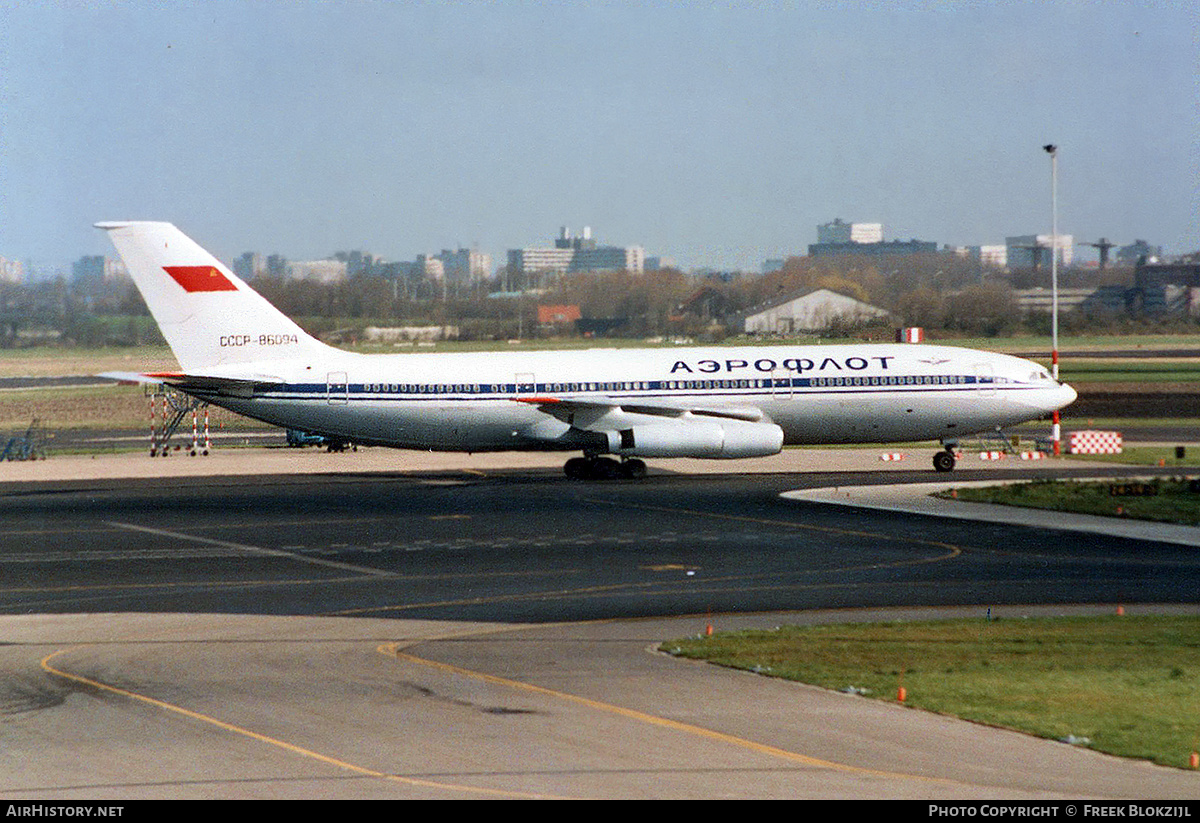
(98, 370), (169, 386)
(99, 370), (283, 398)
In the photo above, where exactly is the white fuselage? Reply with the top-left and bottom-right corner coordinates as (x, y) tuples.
(95, 222), (1077, 466)
(186, 343), (1076, 454)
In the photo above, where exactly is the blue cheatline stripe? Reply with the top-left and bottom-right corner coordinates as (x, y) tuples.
(196, 374), (1046, 403)
(286, 375), (993, 394)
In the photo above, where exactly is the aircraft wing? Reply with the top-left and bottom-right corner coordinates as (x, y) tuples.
(514, 394), (767, 428)
(100, 371), (284, 398)
(513, 394), (782, 458)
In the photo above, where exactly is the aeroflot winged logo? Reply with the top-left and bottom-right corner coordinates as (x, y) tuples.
(163, 265), (238, 293)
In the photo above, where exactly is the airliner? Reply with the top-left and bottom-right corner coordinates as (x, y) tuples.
(97, 222), (1076, 479)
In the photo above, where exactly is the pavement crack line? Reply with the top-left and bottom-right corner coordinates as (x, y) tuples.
(106, 521), (395, 578)
(578, 496), (964, 563)
(378, 640), (973, 791)
(38, 646), (558, 800)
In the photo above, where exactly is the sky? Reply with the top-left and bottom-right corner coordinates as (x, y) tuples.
(1, 1), (1196, 274)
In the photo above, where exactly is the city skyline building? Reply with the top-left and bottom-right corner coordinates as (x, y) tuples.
(508, 226), (645, 277)
(817, 218), (883, 245)
(961, 245), (1008, 268)
(0, 257), (27, 284)
(233, 252), (268, 281)
(284, 258), (349, 283)
(71, 255), (127, 285)
(16, 217), (1174, 287)
(809, 218), (935, 260)
(809, 238), (938, 259)
(435, 247), (492, 284)
(1006, 234), (1074, 269)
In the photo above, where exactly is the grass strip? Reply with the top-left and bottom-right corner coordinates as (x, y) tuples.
(946, 477), (1200, 525)
(1064, 447), (1200, 468)
(662, 615), (1200, 768)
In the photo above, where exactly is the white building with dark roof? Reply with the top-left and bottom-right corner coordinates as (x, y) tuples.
(741, 288), (890, 334)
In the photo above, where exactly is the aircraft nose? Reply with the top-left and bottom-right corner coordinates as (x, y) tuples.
(1059, 381), (1078, 408)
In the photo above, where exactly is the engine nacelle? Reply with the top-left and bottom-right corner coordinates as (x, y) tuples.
(606, 420), (784, 459)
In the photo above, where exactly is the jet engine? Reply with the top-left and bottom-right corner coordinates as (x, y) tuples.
(606, 420), (784, 459)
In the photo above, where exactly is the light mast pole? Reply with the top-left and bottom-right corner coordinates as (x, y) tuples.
(1043, 143), (1061, 455)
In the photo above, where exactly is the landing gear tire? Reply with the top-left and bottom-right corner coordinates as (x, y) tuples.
(619, 458), (647, 480)
(564, 456), (645, 480)
(590, 457), (620, 479)
(933, 450), (956, 473)
(564, 457), (590, 480)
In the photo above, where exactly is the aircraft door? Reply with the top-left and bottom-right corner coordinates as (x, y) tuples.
(514, 372), (536, 397)
(326, 371), (349, 405)
(974, 363), (996, 396)
(771, 367), (795, 398)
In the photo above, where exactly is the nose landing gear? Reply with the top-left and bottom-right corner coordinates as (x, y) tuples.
(933, 443), (958, 472)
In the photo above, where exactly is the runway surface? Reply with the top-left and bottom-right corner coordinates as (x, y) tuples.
(3, 466), (1200, 620)
(3, 458), (1199, 798)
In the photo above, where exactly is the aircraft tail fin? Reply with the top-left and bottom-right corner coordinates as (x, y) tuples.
(96, 221), (330, 372)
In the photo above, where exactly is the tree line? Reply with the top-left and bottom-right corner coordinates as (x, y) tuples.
(1, 251), (1188, 349)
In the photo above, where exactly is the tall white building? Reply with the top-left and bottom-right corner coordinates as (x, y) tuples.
(435, 248), (492, 284)
(285, 259), (348, 283)
(0, 256), (26, 283)
(969, 245), (1008, 267)
(506, 246), (575, 275)
(573, 244), (645, 273)
(1006, 235), (1074, 269)
(233, 252), (268, 281)
(508, 227), (645, 276)
(818, 218), (883, 245)
(414, 254), (445, 281)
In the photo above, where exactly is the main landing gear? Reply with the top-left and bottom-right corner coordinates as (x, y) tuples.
(564, 455), (648, 480)
(933, 443), (958, 473)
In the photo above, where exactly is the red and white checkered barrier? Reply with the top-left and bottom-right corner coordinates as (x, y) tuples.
(1068, 430), (1123, 455)
(978, 451), (1007, 461)
(879, 452), (905, 462)
(1019, 451), (1046, 460)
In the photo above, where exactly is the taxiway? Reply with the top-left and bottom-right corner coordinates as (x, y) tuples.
(1, 448), (1197, 798)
